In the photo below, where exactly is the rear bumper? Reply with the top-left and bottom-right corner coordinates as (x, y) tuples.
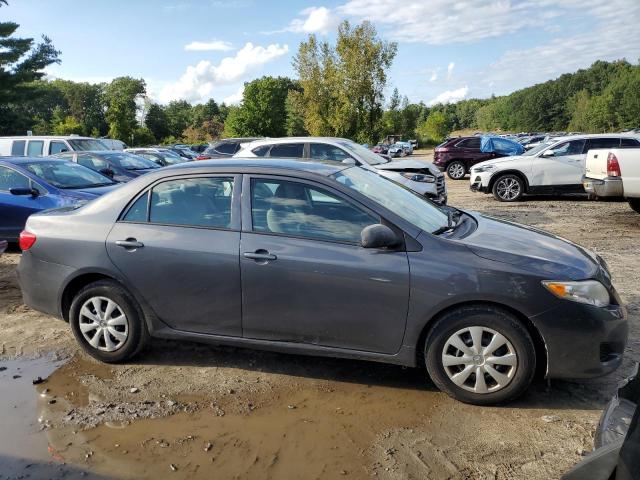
(582, 176), (623, 197)
(17, 252), (72, 319)
(532, 299), (628, 379)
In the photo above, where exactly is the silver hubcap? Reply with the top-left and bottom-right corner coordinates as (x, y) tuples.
(79, 296), (129, 352)
(442, 326), (518, 394)
(449, 163), (465, 179)
(496, 177), (521, 200)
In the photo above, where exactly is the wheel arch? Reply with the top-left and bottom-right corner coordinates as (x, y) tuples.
(415, 300), (547, 378)
(60, 272), (122, 321)
(488, 169), (530, 193)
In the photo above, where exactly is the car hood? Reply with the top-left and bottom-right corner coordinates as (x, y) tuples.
(459, 213), (603, 280)
(125, 168), (157, 177)
(473, 155), (529, 169)
(374, 159), (441, 175)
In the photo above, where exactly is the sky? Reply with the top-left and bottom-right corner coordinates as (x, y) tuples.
(4, 0), (640, 107)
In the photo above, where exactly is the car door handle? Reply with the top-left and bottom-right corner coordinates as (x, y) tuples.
(115, 239), (144, 249)
(243, 251), (277, 261)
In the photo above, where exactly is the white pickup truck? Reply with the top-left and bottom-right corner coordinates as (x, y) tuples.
(583, 148), (640, 213)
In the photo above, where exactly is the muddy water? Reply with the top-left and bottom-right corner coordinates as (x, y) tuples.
(0, 355), (443, 479)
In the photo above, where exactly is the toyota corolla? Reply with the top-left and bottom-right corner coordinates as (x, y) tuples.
(17, 158), (627, 405)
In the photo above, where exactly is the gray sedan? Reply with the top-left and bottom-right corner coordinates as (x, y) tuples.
(17, 158), (627, 405)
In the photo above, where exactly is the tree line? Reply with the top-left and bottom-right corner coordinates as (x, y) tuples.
(1, 0), (638, 148)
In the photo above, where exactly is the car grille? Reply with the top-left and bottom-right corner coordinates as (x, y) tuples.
(436, 176), (446, 195)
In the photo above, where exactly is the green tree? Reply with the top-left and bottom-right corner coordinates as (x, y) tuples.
(294, 21), (397, 143)
(164, 100), (192, 138)
(131, 127), (155, 146)
(52, 79), (106, 136)
(224, 76), (300, 137)
(0, 1), (61, 134)
(285, 89), (308, 136)
(103, 77), (146, 142)
(417, 111), (450, 143)
(144, 103), (169, 141)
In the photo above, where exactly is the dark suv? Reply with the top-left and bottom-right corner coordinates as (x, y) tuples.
(433, 137), (499, 180)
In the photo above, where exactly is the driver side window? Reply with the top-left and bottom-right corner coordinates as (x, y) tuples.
(551, 140), (585, 156)
(250, 178), (378, 244)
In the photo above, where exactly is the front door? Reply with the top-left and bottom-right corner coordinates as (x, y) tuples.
(532, 139), (586, 187)
(240, 176), (410, 354)
(106, 175), (242, 336)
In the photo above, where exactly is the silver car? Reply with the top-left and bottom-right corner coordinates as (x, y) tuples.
(236, 137), (447, 203)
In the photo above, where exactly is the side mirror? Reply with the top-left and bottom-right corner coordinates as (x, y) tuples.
(99, 168), (115, 178)
(361, 224), (399, 249)
(541, 149), (555, 157)
(10, 187), (39, 197)
(341, 158), (356, 165)
(59, 148), (69, 153)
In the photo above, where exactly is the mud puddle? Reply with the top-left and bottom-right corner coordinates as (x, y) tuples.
(1, 355), (444, 479)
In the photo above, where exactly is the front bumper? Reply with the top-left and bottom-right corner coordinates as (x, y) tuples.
(470, 172), (491, 193)
(531, 298), (627, 379)
(582, 176), (624, 198)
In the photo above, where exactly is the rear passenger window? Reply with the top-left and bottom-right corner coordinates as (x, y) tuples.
(621, 138), (640, 148)
(26, 140), (44, 156)
(252, 146), (271, 157)
(310, 143), (351, 162)
(11, 140), (26, 156)
(269, 143), (304, 158)
(149, 177), (234, 229)
(586, 138), (621, 150)
(456, 138), (481, 149)
(123, 192), (149, 222)
(214, 142), (237, 155)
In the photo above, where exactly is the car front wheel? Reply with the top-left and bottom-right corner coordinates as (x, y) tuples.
(492, 174), (524, 202)
(69, 280), (149, 363)
(425, 305), (536, 405)
(446, 161), (466, 180)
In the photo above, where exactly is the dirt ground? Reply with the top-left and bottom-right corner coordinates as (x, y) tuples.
(1, 152), (638, 479)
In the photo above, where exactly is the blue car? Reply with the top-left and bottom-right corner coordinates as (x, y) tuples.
(0, 157), (120, 242)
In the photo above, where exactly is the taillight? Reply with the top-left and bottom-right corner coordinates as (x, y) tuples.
(19, 230), (37, 251)
(607, 153), (621, 177)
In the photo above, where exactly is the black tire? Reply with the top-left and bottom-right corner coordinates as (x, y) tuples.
(424, 305), (536, 405)
(629, 198), (640, 214)
(69, 280), (149, 363)
(446, 161), (466, 180)
(492, 173), (524, 202)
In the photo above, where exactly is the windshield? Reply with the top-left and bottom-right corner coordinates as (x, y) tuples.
(159, 153), (187, 164)
(338, 140), (388, 165)
(157, 149), (182, 159)
(522, 141), (554, 156)
(333, 167), (449, 234)
(23, 161), (115, 189)
(101, 153), (160, 170)
(68, 139), (109, 151)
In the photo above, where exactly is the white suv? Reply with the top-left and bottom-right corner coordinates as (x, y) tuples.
(236, 137), (447, 203)
(470, 134), (640, 201)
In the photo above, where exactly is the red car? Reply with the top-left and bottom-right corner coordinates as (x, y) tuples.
(433, 136), (499, 180)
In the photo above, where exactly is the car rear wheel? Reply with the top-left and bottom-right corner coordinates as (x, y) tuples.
(446, 161), (466, 180)
(69, 280), (149, 363)
(424, 305), (536, 405)
(629, 198), (640, 214)
(492, 174), (524, 202)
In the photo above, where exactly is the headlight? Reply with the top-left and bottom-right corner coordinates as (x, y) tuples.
(542, 280), (610, 307)
(401, 172), (435, 183)
(474, 164), (495, 173)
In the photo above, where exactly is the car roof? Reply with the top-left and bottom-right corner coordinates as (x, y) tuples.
(162, 157), (348, 176)
(0, 135), (97, 140)
(550, 133), (640, 143)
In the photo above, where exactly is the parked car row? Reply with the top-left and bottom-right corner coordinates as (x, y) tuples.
(469, 133), (640, 202)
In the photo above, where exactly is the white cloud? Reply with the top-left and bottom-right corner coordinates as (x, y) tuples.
(429, 72), (437, 82)
(267, 6), (338, 35)
(428, 86), (469, 106)
(480, 0), (640, 96)
(185, 40), (234, 52)
(446, 62), (455, 79)
(223, 86), (244, 105)
(160, 42), (289, 103)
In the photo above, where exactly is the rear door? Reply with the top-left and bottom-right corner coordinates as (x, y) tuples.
(454, 137), (494, 167)
(106, 175), (242, 336)
(239, 175), (410, 354)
